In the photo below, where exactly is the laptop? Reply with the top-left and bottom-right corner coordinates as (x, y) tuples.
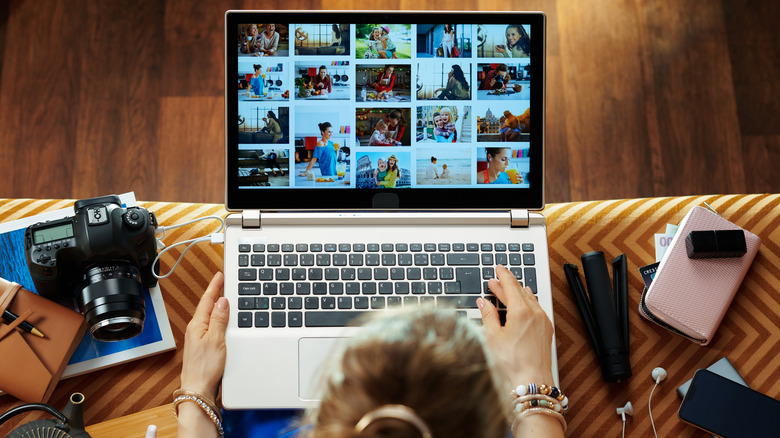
(222, 11), (554, 409)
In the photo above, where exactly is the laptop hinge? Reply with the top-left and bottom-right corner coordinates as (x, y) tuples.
(242, 210), (261, 228)
(510, 209), (530, 228)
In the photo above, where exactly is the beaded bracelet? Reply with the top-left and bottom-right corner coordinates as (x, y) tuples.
(511, 383), (569, 413)
(512, 394), (564, 414)
(172, 389), (224, 438)
(511, 408), (567, 433)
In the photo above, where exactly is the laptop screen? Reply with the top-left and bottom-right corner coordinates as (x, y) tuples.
(225, 11), (545, 211)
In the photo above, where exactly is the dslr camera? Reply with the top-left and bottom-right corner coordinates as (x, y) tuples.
(24, 195), (159, 342)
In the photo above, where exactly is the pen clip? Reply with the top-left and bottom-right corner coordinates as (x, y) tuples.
(563, 263), (603, 358)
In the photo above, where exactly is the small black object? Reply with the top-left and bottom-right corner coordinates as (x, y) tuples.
(685, 230), (746, 259)
(564, 251), (632, 382)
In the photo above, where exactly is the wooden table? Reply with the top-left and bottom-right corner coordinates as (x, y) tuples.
(2, 194), (779, 437)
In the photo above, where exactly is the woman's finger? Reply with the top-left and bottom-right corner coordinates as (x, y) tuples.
(192, 272), (224, 326)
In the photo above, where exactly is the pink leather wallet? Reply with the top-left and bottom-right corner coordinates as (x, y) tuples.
(639, 206), (760, 345)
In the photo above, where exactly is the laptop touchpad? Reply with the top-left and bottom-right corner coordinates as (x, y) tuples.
(299, 337), (343, 400)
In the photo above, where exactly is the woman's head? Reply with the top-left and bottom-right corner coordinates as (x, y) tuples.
(319, 122), (333, 137)
(505, 25), (530, 53)
(450, 65), (469, 90)
(265, 23), (276, 33)
(387, 155), (399, 172)
(318, 65), (328, 78)
(433, 112), (443, 128)
(383, 65), (395, 76)
(267, 110), (277, 121)
(387, 110), (405, 128)
(371, 27), (382, 40)
(486, 147), (511, 172)
(306, 308), (506, 438)
(430, 156), (437, 163)
(253, 64), (262, 73)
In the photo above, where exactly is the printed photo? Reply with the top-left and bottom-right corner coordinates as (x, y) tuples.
(355, 24), (412, 59)
(416, 105), (472, 143)
(476, 62), (531, 100)
(238, 59), (290, 101)
(415, 148), (472, 186)
(356, 64), (412, 102)
(355, 152), (412, 189)
(238, 105), (289, 144)
(476, 146), (530, 186)
(476, 24), (530, 58)
(294, 110), (353, 187)
(292, 24), (350, 55)
(416, 24), (473, 58)
(238, 23), (289, 57)
(476, 105), (530, 142)
(294, 62), (351, 100)
(356, 108), (411, 146)
(416, 62), (472, 100)
(238, 149), (290, 187)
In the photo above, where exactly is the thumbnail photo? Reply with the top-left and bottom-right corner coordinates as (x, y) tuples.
(476, 24), (530, 58)
(476, 62), (531, 100)
(292, 24), (350, 55)
(476, 106), (530, 143)
(355, 152), (412, 189)
(238, 149), (290, 187)
(476, 146), (530, 186)
(356, 108), (411, 146)
(416, 62), (472, 100)
(416, 105), (472, 143)
(294, 62), (351, 100)
(238, 105), (289, 144)
(294, 110), (352, 187)
(416, 148), (472, 186)
(355, 24), (412, 59)
(238, 23), (289, 57)
(416, 24), (473, 58)
(238, 59), (290, 101)
(356, 64), (413, 102)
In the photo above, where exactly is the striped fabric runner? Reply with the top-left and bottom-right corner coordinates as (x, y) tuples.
(1, 194), (778, 436)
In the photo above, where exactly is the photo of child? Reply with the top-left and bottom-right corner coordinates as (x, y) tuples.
(356, 152), (412, 189)
(238, 59), (289, 101)
(238, 105), (289, 144)
(356, 64), (412, 102)
(476, 24), (530, 58)
(476, 105), (530, 142)
(356, 108), (411, 146)
(415, 148), (472, 186)
(476, 147), (530, 186)
(238, 24), (289, 57)
(415, 105), (472, 143)
(295, 62), (351, 100)
(292, 24), (350, 55)
(416, 24), (472, 58)
(238, 149), (291, 187)
(476, 62), (531, 100)
(355, 24), (412, 59)
(416, 62), (471, 100)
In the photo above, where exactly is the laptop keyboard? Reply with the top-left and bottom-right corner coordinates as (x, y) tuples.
(234, 242), (537, 328)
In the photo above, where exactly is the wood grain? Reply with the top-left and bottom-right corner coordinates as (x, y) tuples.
(1, 0), (778, 203)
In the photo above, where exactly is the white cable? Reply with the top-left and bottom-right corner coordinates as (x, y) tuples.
(152, 216), (225, 280)
(622, 417), (626, 438)
(648, 381), (660, 438)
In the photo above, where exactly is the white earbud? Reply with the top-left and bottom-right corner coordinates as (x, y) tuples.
(651, 367), (667, 383)
(616, 401), (634, 421)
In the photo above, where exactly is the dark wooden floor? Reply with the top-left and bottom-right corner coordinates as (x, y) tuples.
(1, 0), (778, 205)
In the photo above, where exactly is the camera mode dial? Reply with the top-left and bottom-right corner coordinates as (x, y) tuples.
(122, 209), (146, 231)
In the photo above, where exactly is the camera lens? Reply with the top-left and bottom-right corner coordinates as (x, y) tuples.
(79, 264), (145, 342)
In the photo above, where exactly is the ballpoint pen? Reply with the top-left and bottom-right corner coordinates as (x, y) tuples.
(2, 309), (45, 338)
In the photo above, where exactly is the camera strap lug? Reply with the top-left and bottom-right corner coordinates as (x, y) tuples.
(242, 210), (261, 229)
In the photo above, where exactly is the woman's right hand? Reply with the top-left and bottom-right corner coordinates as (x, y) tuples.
(495, 44), (506, 54)
(477, 265), (555, 387)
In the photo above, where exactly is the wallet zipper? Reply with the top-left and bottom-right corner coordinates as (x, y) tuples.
(639, 287), (706, 344)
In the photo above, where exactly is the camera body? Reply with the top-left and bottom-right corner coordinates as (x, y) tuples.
(493, 74), (505, 89)
(24, 195), (159, 341)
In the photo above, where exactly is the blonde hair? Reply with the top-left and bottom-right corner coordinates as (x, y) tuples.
(375, 120), (388, 131)
(305, 307), (508, 438)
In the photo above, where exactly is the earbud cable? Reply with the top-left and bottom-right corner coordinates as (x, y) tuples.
(152, 216), (225, 280)
(649, 381), (660, 438)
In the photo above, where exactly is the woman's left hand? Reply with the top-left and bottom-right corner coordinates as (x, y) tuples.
(180, 272), (228, 401)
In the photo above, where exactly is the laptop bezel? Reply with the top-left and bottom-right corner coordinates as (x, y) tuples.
(224, 11), (546, 211)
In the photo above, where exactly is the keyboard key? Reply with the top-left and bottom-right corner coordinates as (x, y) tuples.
(252, 312), (268, 328)
(313, 282), (327, 295)
(522, 243), (535, 252)
(305, 297), (319, 309)
(353, 243), (366, 252)
(253, 244), (265, 252)
(508, 243), (521, 252)
(367, 243), (380, 252)
(440, 267), (455, 280)
(424, 243), (437, 252)
(495, 243), (507, 251)
(366, 254), (380, 266)
(333, 254), (347, 266)
(238, 283), (260, 295)
(296, 283), (311, 295)
(444, 282), (461, 294)
(358, 268), (372, 280)
(349, 254), (364, 266)
(395, 243), (408, 252)
(296, 243), (308, 252)
(324, 244), (337, 252)
(388, 296), (402, 307)
(412, 282), (426, 294)
(310, 243), (323, 252)
(325, 268), (339, 280)
(346, 282), (361, 295)
(280, 283), (294, 295)
(239, 254), (249, 267)
(390, 268), (405, 280)
(238, 269), (256, 281)
(271, 297), (285, 309)
(438, 295), (480, 308)
(300, 254), (314, 266)
(374, 268), (389, 280)
(288, 297), (302, 309)
(239, 244), (251, 253)
(509, 267), (523, 280)
(381, 243), (394, 252)
(283, 254), (298, 266)
(305, 311), (368, 327)
(267, 244), (280, 252)
(316, 254), (331, 266)
(321, 297), (336, 309)
(456, 267), (481, 293)
(355, 297), (369, 309)
(495, 253), (508, 266)
(410, 243), (423, 252)
(414, 254), (429, 266)
(275, 268), (290, 281)
(267, 255), (282, 266)
(404, 296), (419, 306)
(371, 297), (386, 309)
(406, 268), (422, 280)
(257, 268), (273, 280)
(509, 253), (523, 266)
(467, 243), (479, 252)
(421, 296), (436, 304)
(341, 268), (356, 280)
(362, 283), (377, 295)
(251, 254), (265, 266)
(271, 312), (285, 327)
(431, 254), (445, 266)
(482, 267), (495, 280)
(262, 283), (277, 295)
(398, 254), (413, 266)
(329, 283), (344, 295)
(379, 282), (394, 295)
(524, 268), (538, 293)
(438, 243), (451, 252)
(481, 253), (494, 265)
(308, 268), (323, 280)
(282, 244), (294, 252)
(423, 268), (438, 280)
(338, 297), (352, 309)
(447, 253), (480, 266)
(382, 254), (396, 266)
(452, 243), (465, 252)
(292, 268), (306, 281)
(238, 297), (255, 309)
(523, 254), (536, 266)
(256, 297), (269, 310)
(288, 312), (303, 327)
(395, 283), (410, 295)
(339, 243), (351, 252)
(481, 243), (493, 251)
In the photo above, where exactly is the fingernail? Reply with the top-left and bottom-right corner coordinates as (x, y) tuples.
(476, 297), (484, 309)
(216, 297), (228, 310)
